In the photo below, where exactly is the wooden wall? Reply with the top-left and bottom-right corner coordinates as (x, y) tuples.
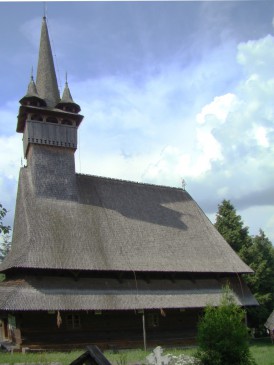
(16, 308), (201, 349)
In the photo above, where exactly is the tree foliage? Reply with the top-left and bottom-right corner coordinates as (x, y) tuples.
(0, 203), (11, 235)
(241, 230), (274, 330)
(0, 235), (11, 262)
(196, 287), (256, 365)
(214, 200), (251, 253)
(214, 199), (274, 333)
(0, 203), (11, 262)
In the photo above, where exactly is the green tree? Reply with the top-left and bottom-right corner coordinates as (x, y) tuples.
(0, 235), (11, 262)
(196, 287), (256, 365)
(0, 203), (11, 262)
(242, 230), (274, 331)
(214, 200), (251, 253)
(0, 203), (10, 235)
(214, 200), (274, 333)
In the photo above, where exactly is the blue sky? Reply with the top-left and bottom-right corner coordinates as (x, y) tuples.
(1, 1), (274, 243)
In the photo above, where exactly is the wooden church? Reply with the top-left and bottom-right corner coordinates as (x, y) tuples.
(0, 17), (257, 350)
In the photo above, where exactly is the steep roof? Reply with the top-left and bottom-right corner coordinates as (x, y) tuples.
(0, 275), (257, 311)
(24, 75), (39, 98)
(56, 81), (81, 113)
(0, 168), (252, 274)
(265, 310), (274, 330)
(19, 75), (46, 107)
(61, 81), (75, 103)
(36, 16), (60, 107)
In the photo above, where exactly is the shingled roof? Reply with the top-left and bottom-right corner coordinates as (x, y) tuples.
(0, 275), (257, 311)
(0, 167), (252, 274)
(265, 310), (274, 330)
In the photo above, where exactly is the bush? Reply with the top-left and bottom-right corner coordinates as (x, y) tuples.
(196, 286), (256, 365)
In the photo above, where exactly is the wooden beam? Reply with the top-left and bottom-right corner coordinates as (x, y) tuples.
(142, 313), (147, 352)
(69, 345), (112, 365)
(142, 274), (151, 284)
(116, 273), (124, 284)
(169, 273), (176, 283)
(71, 271), (80, 281)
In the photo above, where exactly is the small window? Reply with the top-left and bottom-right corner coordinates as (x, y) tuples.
(29, 100), (40, 107)
(66, 314), (81, 329)
(66, 106), (75, 113)
(62, 119), (72, 125)
(148, 313), (159, 328)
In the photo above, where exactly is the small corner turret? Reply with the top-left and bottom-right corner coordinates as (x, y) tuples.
(56, 76), (81, 114)
(17, 16), (84, 159)
(19, 73), (46, 108)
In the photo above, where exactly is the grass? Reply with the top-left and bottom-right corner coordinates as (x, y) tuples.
(0, 347), (192, 365)
(0, 339), (273, 365)
(250, 338), (274, 365)
(0, 350), (83, 364)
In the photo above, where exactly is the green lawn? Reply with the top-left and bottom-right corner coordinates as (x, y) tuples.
(250, 338), (274, 365)
(0, 339), (273, 365)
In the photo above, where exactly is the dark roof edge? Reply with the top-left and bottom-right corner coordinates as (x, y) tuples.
(1, 266), (253, 275)
(76, 173), (185, 192)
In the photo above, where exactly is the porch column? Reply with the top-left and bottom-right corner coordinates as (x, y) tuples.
(142, 312), (147, 351)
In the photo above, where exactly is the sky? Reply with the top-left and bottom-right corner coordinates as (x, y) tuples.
(0, 0), (274, 243)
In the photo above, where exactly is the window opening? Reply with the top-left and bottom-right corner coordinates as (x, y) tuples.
(148, 313), (159, 328)
(66, 314), (81, 329)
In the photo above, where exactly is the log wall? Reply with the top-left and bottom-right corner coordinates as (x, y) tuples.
(15, 308), (201, 349)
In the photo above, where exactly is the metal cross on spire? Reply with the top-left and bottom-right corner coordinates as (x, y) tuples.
(43, 2), (47, 19)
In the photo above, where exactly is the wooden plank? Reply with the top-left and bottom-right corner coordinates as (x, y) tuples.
(86, 345), (112, 365)
(69, 345), (112, 365)
(69, 351), (90, 365)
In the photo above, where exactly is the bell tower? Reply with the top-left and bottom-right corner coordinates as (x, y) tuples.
(17, 17), (83, 200)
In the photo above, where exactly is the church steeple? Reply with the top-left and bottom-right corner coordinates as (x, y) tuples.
(16, 16), (84, 200)
(36, 16), (60, 108)
(16, 16), (83, 157)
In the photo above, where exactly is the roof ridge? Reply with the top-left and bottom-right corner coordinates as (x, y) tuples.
(76, 172), (185, 192)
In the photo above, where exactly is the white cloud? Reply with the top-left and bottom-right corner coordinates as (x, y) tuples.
(66, 33), (274, 225)
(237, 35), (274, 79)
(187, 34), (274, 242)
(253, 126), (269, 147)
(196, 93), (236, 125)
(0, 134), (21, 225)
(0, 135), (22, 178)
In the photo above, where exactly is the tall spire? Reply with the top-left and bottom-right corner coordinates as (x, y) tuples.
(36, 16), (60, 108)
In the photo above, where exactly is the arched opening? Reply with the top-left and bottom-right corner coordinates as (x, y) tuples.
(62, 119), (72, 126)
(65, 106), (76, 113)
(30, 114), (43, 122)
(46, 117), (58, 124)
(28, 100), (41, 107)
